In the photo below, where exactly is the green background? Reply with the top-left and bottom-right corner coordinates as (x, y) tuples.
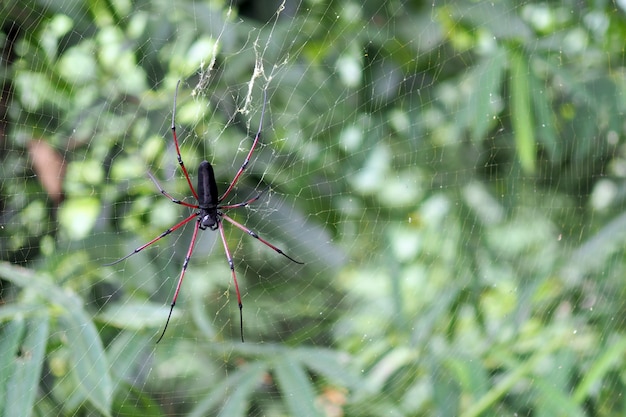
(2, 0), (626, 416)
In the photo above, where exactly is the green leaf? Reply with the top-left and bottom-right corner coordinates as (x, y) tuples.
(0, 304), (46, 323)
(58, 296), (113, 417)
(189, 363), (268, 417)
(431, 359), (461, 417)
(114, 384), (166, 417)
(572, 336), (626, 404)
(530, 62), (560, 161)
(0, 319), (26, 416)
(362, 347), (417, 395)
(106, 332), (154, 384)
(273, 355), (324, 417)
(509, 48), (536, 174)
(468, 47), (507, 143)
(292, 347), (358, 388)
(58, 197), (101, 240)
(0, 262), (113, 416)
(217, 364), (268, 417)
(2, 317), (49, 417)
(461, 337), (562, 417)
(563, 212), (626, 282)
(98, 302), (178, 331)
(444, 355), (490, 399)
(532, 377), (586, 417)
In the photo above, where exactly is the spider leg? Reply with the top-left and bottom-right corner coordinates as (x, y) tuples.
(104, 212), (198, 266)
(221, 213), (304, 265)
(219, 187), (268, 210)
(219, 89), (268, 202)
(149, 172), (199, 209)
(217, 220), (244, 342)
(171, 80), (200, 201)
(156, 218), (202, 343)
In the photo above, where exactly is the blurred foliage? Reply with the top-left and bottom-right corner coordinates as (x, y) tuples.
(2, 0), (626, 416)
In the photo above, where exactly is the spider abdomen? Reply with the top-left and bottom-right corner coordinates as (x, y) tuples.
(197, 160), (219, 230)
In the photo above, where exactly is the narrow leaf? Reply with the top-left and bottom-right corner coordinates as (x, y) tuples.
(461, 337), (561, 417)
(532, 377), (586, 417)
(0, 319), (26, 416)
(106, 332), (154, 384)
(529, 64), (560, 161)
(59, 295), (113, 417)
(0, 304), (46, 323)
(0, 262), (114, 417)
(98, 302), (179, 331)
(509, 48), (536, 174)
(3, 317), (49, 417)
(444, 356), (490, 399)
(188, 363), (267, 417)
(572, 336), (626, 403)
(217, 364), (268, 417)
(274, 356), (323, 417)
(468, 48), (507, 143)
(292, 347), (358, 388)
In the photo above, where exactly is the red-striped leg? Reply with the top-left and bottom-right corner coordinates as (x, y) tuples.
(220, 213), (303, 265)
(156, 218), (202, 343)
(104, 212), (198, 266)
(217, 219), (244, 342)
(171, 80), (200, 201)
(218, 89), (268, 202)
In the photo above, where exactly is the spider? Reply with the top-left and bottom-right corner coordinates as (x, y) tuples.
(106, 80), (303, 343)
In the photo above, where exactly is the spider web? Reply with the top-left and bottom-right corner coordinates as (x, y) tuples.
(2, 0), (626, 416)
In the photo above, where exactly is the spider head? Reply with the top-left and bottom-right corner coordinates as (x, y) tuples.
(199, 209), (219, 231)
